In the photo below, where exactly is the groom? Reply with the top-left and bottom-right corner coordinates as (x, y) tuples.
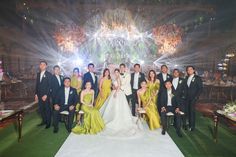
(119, 63), (132, 108)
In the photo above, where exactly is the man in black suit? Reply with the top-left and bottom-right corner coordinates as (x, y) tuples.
(51, 65), (64, 105)
(53, 77), (78, 133)
(157, 65), (173, 114)
(185, 66), (203, 131)
(160, 80), (182, 137)
(35, 61), (52, 129)
(130, 63), (145, 116)
(172, 69), (186, 112)
(82, 63), (98, 98)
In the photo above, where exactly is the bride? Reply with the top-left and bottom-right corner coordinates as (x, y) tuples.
(99, 68), (143, 137)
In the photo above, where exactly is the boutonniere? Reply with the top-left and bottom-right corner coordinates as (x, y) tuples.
(70, 91), (73, 94)
(192, 77), (195, 82)
(167, 75), (170, 78)
(43, 75), (46, 78)
(179, 80), (182, 84)
(169, 93), (174, 98)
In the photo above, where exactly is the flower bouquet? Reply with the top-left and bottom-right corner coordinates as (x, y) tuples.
(217, 101), (236, 121)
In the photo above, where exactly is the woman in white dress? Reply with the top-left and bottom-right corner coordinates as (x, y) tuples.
(100, 69), (143, 138)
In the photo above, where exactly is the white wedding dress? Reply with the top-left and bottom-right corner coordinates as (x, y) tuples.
(99, 79), (143, 138)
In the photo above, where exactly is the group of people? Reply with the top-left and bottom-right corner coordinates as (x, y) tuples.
(35, 60), (203, 138)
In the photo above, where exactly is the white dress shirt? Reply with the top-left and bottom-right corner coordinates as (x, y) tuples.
(187, 74), (194, 87)
(167, 89), (172, 106)
(64, 87), (70, 105)
(162, 73), (167, 81)
(172, 77), (179, 90)
(133, 72), (139, 90)
(90, 72), (95, 83)
(40, 70), (46, 82)
(56, 75), (61, 86)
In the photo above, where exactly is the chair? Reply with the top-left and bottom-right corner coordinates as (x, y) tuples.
(60, 111), (69, 127)
(75, 110), (84, 125)
(166, 111), (185, 130)
(137, 107), (146, 123)
(166, 112), (174, 130)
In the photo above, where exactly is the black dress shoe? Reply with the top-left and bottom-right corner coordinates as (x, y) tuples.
(67, 128), (71, 133)
(183, 125), (187, 130)
(189, 128), (194, 131)
(45, 125), (51, 129)
(161, 130), (166, 135)
(176, 131), (183, 137)
(53, 128), (58, 133)
(37, 123), (45, 127)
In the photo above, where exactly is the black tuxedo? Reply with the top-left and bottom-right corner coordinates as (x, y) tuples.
(130, 72), (145, 116)
(82, 72), (98, 97)
(35, 71), (52, 126)
(130, 72), (145, 90)
(185, 75), (203, 130)
(172, 77), (186, 110)
(53, 87), (78, 131)
(157, 73), (173, 114)
(160, 89), (181, 133)
(51, 74), (64, 104)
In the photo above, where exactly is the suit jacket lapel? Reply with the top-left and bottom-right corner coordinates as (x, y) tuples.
(189, 76), (195, 88)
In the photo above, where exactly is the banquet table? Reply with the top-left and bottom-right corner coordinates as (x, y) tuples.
(203, 82), (236, 102)
(213, 110), (236, 143)
(0, 109), (24, 142)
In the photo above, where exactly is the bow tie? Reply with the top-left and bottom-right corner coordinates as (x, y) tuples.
(120, 73), (124, 76)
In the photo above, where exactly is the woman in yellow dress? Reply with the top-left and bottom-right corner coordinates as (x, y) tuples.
(71, 68), (82, 94)
(147, 70), (160, 105)
(137, 80), (161, 130)
(71, 68), (82, 112)
(95, 68), (112, 109)
(72, 82), (105, 134)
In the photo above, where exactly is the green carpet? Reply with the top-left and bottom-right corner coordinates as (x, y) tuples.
(0, 112), (69, 157)
(168, 112), (236, 157)
(0, 112), (236, 157)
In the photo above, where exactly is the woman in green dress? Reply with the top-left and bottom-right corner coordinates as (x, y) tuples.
(137, 80), (161, 130)
(95, 68), (112, 109)
(71, 68), (82, 112)
(72, 81), (105, 134)
(147, 70), (160, 105)
(71, 68), (82, 94)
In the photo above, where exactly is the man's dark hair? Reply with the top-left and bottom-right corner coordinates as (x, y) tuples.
(40, 60), (48, 65)
(173, 69), (180, 73)
(88, 63), (95, 68)
(134, 63), (140, 68)
(63, 77), (71, 82)
(186, 66), (195, 71)
(53, 65), (60, 70)
(119, 63), (126, 68)
(161, 64), (168, 69)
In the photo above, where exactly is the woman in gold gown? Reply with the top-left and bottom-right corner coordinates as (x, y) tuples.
(72, 82), (105, 134)
(137, 80), (161, 130)
(71, 68), (82, 111)
(71, 68), (82, 94)
(147, 70), (160, 105)
(95, 68), (112, 109)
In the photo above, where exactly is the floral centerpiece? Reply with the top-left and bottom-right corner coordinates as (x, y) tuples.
(223, 101), (236, 115)
(218, 101), (236, 120)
